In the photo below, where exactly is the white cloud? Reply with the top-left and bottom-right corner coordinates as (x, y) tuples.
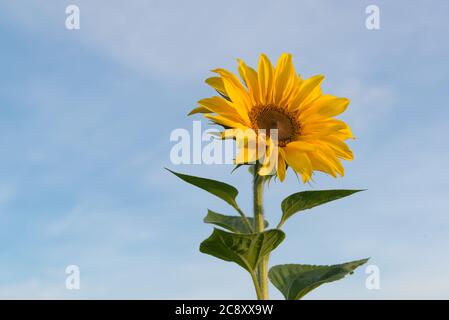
(1, 0), (449, 299)
(0, 1), (389, 80)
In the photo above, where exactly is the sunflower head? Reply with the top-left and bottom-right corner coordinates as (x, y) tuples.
(190, 53), (354, 183)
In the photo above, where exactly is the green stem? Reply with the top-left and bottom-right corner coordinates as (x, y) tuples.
(253, 163), (269, 300)
(250, 271), (263, 300)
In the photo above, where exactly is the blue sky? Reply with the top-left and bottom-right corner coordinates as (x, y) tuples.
(0, 0), (448, 299)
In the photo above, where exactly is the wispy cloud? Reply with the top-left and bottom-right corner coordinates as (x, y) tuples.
(0, 0), (448, 299)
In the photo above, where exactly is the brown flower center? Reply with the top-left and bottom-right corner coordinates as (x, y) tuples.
(249, 105), (300, 146)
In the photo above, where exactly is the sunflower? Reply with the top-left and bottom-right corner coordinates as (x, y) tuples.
(190, 53), (354, 182)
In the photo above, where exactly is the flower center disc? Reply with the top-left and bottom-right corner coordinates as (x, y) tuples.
(251, 105), (299, 146)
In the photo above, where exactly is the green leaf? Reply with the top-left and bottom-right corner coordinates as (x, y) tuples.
(166, 168), (239, 208)
(269, 258), (369, 300)
(203, 210), (268, 234)
(280, 189), (364, 226)
(200, 228), (285, 273)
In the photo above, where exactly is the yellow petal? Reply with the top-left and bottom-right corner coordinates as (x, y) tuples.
(277, 148), (287, 182)
(333, 126), (355, 140)
(289, 75), (324, 112)
(273, 53), (295, 104)
(235, 147), (256, 164)
(284, 140), (317, 152)
(320, 137), (354, 160)
(234, 129), (258, 148)
(220, 128), (239, 139)
(299, 95), (349, 122)
(315, 145), (345, 176)
(205, 77), (227, 96)
(198, 97), (243, 123)
(281, 74), (301, 107)
(217, 128), (257, 142)
(301, 119), (349, 136)
(258, 137), (278, 176)
(187, 106), (211, 115)
(302, 82), (322, 107)
(204, 114), (248, 129)
(283, 145), (313, 182)
(258, 54), (275, 105)
(212, 68), (252, 124)
(237, 59), (260, 106)
(307, 151), (337, 177)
